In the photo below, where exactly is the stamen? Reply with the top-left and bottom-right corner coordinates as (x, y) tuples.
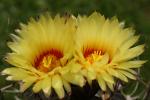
(34, 49), (63, 73)
(83, 48), (103, 64)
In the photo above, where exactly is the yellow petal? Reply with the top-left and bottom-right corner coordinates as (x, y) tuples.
(52, 75), (65, 99)
(81, 69), (92, 85)
(59, 66), (70, 75)
(107, 82), (114, 91)
(118, 70), (136, 80)
(107, 68), (128, 82)
(7, 42), (19, 53)
(106, 68), (119, 77)
(81, 69), (88, 77)
(32, 80), (43, 93)
(87, 67), (96, 80)
(62, 73), (85, 87)
(62, 79), (71, 94)
(97, 76), (106, 91)
(70, 63), (82, 73)
(116, 70), (128, 82)
(125, 69), (137, 75)
(117, 60), (146, 69)
(120, 35), (140, 51)
(2, 68), (33, 81)
(42, 77), (52, 97)
(5, 53), (30, 69)
(87, 78), (92, 86)
(102, 71), (114, 84)
(120, 45), (144, 62)
(20, 76), (37, 92)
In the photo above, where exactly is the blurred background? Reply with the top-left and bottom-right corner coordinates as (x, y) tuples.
(0, 0), (150, 100)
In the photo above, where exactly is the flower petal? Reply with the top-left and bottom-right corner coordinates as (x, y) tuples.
(52, 75), (65, 99)
(118, 70), (136, 80)
(42, 76), (52, 97)
(33, 80), (43, 93)
(62, 78), (71, 94)
(117, 60), (146, 69)
(87, 67), (96, 80)
(2, 68), (35, 81)
(62, 73), (85, 87)
(102, 71), (114, 84)
(97, 76), (106, 91)
(20, 76), (37, 92)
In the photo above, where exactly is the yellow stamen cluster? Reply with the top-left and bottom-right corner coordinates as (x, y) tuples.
(86, 50), (103, 64)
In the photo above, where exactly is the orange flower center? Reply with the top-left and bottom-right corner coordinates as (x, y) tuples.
(84, 48), (104, 64)
(34, 49), (63, 73)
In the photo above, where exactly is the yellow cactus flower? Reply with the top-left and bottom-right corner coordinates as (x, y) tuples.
(2, 14), (84, 99)
(74, 12), (146, 91)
